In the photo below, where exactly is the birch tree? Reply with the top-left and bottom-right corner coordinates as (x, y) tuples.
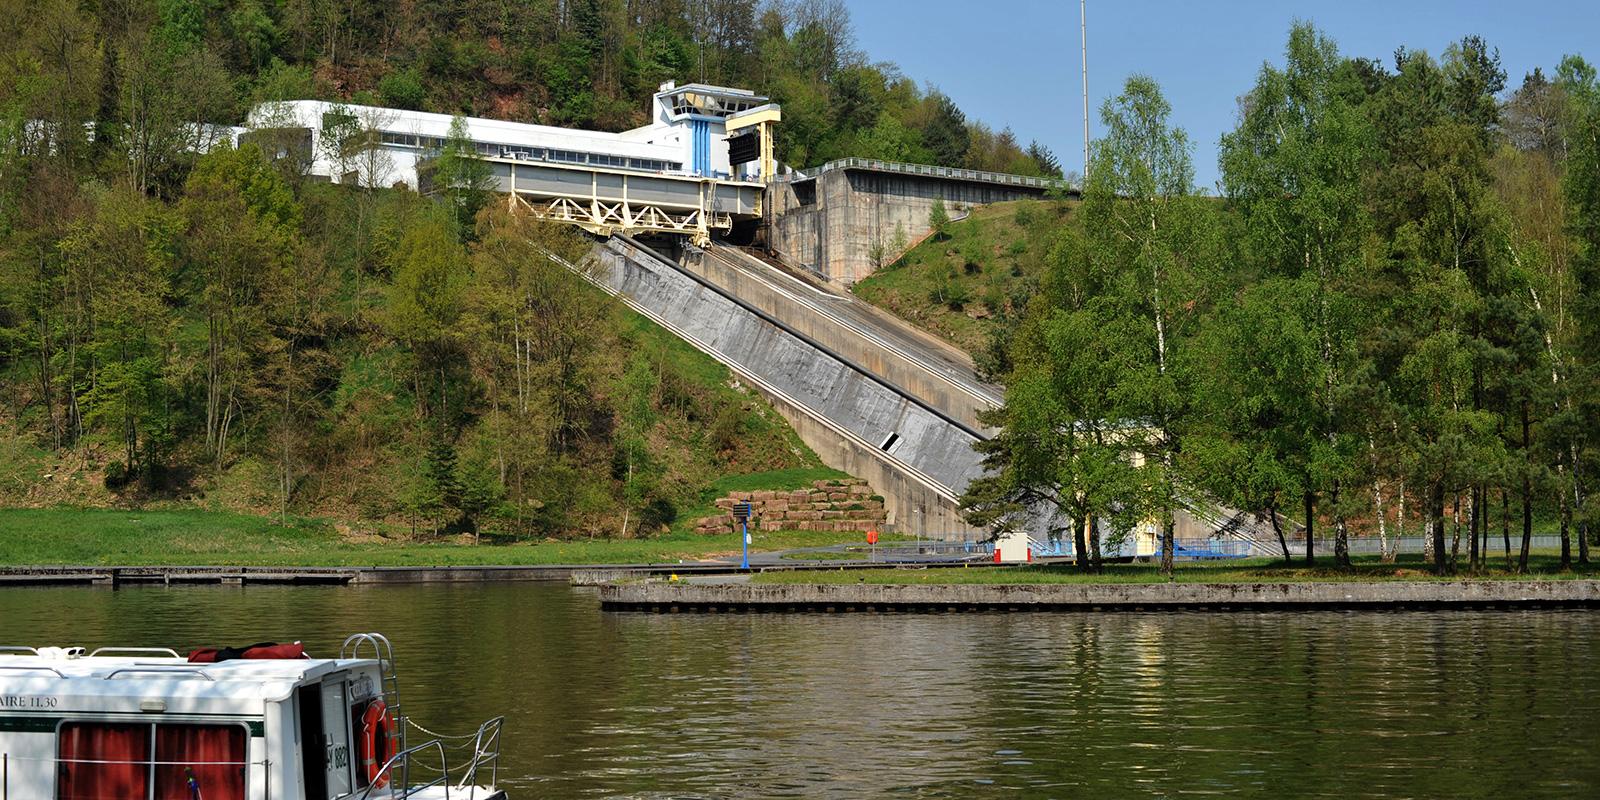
(1082, 75), (1218, 575)
(1218, 24), (1374, 567)
(963, 223), (1143, 572)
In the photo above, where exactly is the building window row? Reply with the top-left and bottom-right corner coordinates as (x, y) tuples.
(373, 129), (676, 173)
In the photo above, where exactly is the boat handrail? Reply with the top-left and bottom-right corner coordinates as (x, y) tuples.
(103, 667), (215, 681)
(455, 716), (504, 792)
(340, 632), (395, 665)
(342, 633), (406, 762)
(2, 753), (273, 800)
(0, 664), (66, 677)
(356, 739), (451, 800)
(88, 646), (183, 658)
(0, 646), (39, 655)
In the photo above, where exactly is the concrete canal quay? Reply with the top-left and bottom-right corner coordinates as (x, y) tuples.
(0, 564), (581, 586)
(597, 579), (1600, 612)
(0, 559), (981, 587)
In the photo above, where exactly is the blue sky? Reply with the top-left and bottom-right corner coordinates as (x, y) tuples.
(850, 0), (1600, 190)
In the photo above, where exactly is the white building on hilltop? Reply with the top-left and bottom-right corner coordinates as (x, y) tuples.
(244, 81), (775, 190)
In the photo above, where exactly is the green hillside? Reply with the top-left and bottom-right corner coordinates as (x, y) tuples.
(0, 162), (833, 540)
(852, 199), (1074, 373)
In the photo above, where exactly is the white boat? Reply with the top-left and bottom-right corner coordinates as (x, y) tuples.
(0, 633), (504, 799)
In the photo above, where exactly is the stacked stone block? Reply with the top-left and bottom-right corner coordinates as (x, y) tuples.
(693, 479), (886, 534)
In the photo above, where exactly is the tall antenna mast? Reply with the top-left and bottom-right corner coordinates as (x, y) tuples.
(1080, 0), (1090, 180)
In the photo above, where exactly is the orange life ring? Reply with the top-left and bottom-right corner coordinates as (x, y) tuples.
(358, 700), (393, 788)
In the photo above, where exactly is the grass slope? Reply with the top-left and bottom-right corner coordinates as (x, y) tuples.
(852, 199), (1072, 355)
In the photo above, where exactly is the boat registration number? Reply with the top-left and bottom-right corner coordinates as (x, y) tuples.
(0, 695), (58, 708)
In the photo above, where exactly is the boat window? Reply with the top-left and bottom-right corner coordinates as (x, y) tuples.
(57, 722), (247, 800)
(155, 724), (247, 800)
(58, 722), (148, 799)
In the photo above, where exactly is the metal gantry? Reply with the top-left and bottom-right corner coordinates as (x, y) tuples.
(501, 160), (756, 246)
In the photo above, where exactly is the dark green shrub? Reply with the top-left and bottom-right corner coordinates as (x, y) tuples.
(104, 460), (129, 491)
(640, 497), (678, 532)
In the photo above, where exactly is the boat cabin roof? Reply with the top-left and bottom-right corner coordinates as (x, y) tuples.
(0, 652), (380, 705)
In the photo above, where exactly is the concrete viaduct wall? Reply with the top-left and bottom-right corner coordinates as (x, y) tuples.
(593, 237), (988, 539)
(769, 162), (1059, 284)
(679, 245), (1002, 433)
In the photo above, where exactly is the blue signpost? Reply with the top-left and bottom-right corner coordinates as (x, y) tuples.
(733, 502), (753, 570)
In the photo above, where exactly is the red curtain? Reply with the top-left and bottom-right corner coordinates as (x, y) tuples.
(57, 723), (151, 800)
(154, 725), (246, 800)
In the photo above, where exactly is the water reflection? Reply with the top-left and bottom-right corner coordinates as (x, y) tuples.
(1, 585), (1596, 797)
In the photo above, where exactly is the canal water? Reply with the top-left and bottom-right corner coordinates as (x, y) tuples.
(2, 583), (1596, 797)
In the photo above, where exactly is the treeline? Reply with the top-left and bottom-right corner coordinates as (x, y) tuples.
(966, 26), (1600, 575)
(0, 0), (1059, 197)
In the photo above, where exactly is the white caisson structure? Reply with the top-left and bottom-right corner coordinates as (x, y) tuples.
(244, 82), (781, 244)
(0, 634), (504, 800)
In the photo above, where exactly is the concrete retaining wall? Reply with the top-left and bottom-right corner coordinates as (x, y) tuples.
(600, 579), (1600, 611)
(770, 168), (1052, 284)
(759, 388), (977, 535)
(595, 237), (986, 538)
(679, 246), (1000, 432)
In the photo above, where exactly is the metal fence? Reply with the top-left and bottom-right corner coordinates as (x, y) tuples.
(1280, 534), (1573, 557)
(865, 541), (989, 558)
(1031, 537), (1257, 560)
(777, 156), (1076, 192)
(863, 533), (1579, 562)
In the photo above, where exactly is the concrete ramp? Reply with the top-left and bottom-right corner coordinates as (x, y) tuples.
(688, 244), (1001, 431)
(591, 236), (988, 537)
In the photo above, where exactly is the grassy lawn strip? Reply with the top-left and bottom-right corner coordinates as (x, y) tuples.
(0, 508), (873, 567)
(751, 554), (1600, 585)
(702, 467), (849, 496)
(779, 550), (870, 562)
(668, 466), (849, 536)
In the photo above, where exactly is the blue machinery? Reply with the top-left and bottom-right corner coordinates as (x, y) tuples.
(690, 119), (711, 175)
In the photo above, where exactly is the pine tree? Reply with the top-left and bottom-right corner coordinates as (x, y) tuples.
(923, 92), (970, 167)
(421, 433), (464, 535)
(1026, 140), (1063, 178)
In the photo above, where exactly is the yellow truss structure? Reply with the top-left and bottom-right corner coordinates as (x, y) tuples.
(507, 184), (732, 246)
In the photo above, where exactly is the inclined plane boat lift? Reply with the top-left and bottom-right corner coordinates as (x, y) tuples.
(0, 633), (504, 799)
